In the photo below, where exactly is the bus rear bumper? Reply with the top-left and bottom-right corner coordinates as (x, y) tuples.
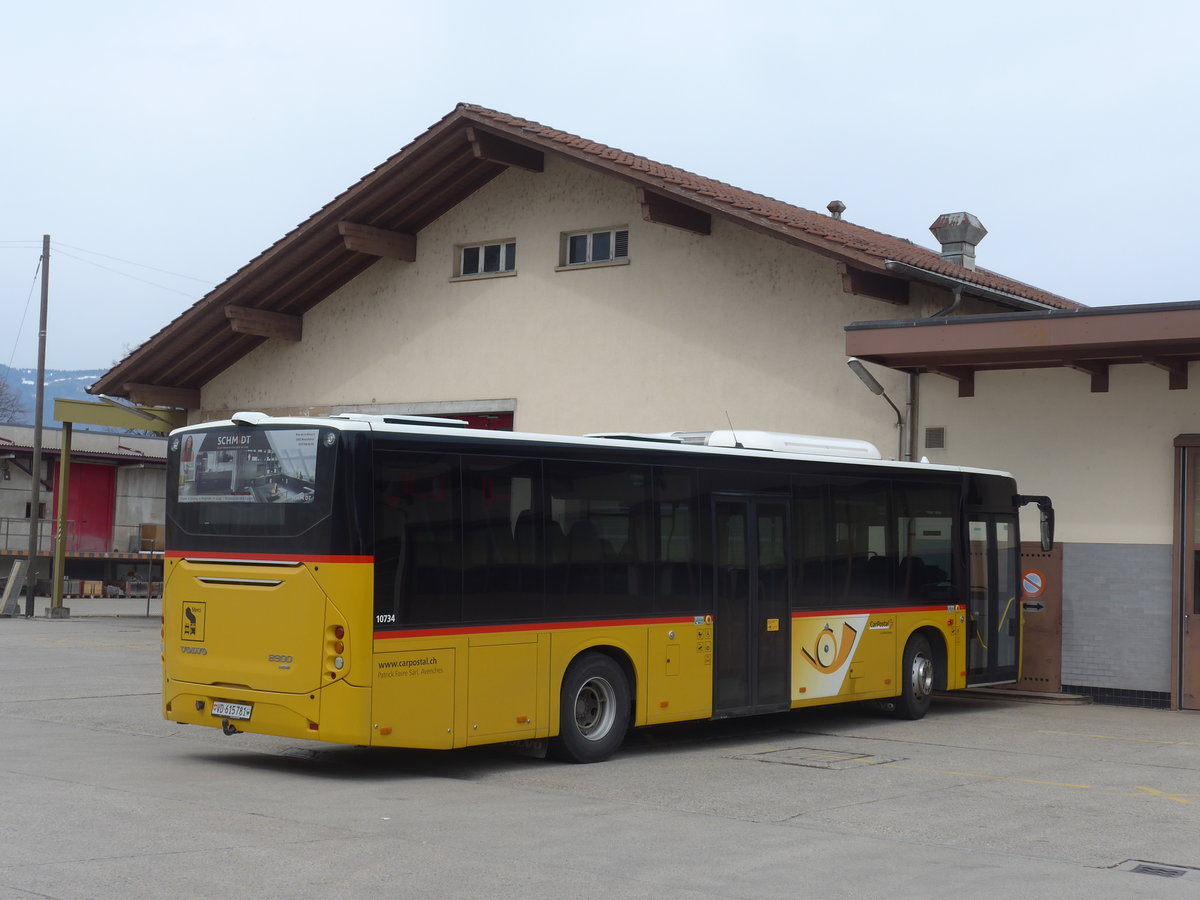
(163, 680), (370, 744)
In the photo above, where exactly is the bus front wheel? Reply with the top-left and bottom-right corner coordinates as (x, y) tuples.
(894, 634), (934, 720)
(549, 653), (630, 763)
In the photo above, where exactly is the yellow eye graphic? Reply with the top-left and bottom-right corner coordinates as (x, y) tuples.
(802, 621), (859, 673)
(815, 626), (837, 667)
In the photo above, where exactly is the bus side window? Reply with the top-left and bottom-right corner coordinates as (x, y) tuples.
(894, 483), (958, 604)
(545, 460), (653, 617)
(655, 467), (699, 614)
(373, 451), (462, 626)
(462, 456), (543, 623)
(829, 479), (891, 605)
(793, 477), (829, 608)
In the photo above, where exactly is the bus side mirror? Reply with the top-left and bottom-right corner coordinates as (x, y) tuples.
(1037, 505), (1054, 552)
(1015, 494), (1055, 552)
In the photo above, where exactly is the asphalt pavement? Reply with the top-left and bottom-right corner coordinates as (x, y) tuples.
(7, 593), (162, 619)
(2, 614), (1199, 899)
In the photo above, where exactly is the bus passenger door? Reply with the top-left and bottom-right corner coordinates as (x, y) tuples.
(967, 515), (1020, 685)
(713, 497), (791, 716)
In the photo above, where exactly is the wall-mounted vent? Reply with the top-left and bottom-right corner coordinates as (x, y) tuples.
(924, 427), (946, 450)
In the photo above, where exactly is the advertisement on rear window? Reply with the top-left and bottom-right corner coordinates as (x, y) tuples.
(178, 429), (319, 504)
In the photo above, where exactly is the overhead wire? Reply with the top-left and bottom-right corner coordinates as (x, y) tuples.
(51, 248), (207, 300)
(4, 255), (42, 397)
(52, 241), (214, 284)
(3, 241), (213, 383)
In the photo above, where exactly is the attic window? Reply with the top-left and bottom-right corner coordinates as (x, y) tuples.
(456, 240), (516, 278)
(560, 228), (629, 269)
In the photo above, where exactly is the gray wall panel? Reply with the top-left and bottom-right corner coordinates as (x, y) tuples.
(1061, 543), (1172, 693)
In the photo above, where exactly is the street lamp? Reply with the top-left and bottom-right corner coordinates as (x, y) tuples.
(847, 357), (905, 460)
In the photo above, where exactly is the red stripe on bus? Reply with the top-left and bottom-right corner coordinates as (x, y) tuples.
(375, 616), (699, 640)
(792, 605), (957, 617)
(166, 550), (374, 564)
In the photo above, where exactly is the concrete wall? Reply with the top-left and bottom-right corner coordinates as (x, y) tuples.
(1060, 543), (1173, 694)
(201, 155), (944, 451)
(113, 466), (166, 553)
(0, 460), (46, 551)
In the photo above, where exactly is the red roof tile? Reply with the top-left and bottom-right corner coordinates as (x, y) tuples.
(462, 104), (1081, 310)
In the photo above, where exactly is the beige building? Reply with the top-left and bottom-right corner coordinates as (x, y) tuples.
(95, 104), (1074, 450)
(103, 104), (1198, 704)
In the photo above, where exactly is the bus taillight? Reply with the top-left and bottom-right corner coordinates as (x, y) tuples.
(324, 618), (348, 681)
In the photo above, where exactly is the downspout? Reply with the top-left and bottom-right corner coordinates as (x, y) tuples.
(932, 284), (964, 318)
(905, 373), (918, 462)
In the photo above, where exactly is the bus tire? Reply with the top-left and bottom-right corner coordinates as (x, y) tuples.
(894, 634), (934, 720)
(549, 653), (630, 764)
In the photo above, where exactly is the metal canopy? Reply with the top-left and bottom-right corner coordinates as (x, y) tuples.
(845, 301), (1200, 395)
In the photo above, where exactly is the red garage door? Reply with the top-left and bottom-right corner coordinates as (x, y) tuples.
(52, 462), (116, 552)
(459, 412), (514, 431)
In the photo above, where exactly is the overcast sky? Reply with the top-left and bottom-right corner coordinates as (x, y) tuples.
(3, 1), (1197, 370)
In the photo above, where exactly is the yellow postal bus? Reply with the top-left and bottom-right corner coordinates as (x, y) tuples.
(162, 413), (1052, 763)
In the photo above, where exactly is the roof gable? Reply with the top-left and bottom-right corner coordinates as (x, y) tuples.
(92, 103), (1081, 405)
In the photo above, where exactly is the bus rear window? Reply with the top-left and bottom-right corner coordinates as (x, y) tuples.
(179, 429), (319, 504)
(169, 427), (335, 539)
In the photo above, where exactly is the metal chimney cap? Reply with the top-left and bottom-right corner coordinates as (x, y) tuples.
(930, 212), (987, 246)
(827, 200), (846, 219)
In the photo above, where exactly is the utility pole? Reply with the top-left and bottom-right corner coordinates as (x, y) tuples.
(25, 235), (49, 617)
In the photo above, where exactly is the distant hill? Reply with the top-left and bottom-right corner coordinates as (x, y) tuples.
(0, 365), (109, 429)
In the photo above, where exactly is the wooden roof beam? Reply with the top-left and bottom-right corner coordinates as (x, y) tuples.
(1065, 361), (1110, 393)
(465, 126), (544, 172)
(839, 263), (909, 305)
(337, 221), (417, 261)
(1148, 358), (1190, 390)
(123, 383), (201, 410)
(225, 306), (303, 342)
(928, 366), (976, 398)
(637, 188), (711, 235)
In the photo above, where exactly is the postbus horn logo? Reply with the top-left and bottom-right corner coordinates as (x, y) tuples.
(802, 622), (858, 673)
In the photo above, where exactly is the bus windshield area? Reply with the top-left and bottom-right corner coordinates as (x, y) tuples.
(178, 429), (319, 503)
(169, 426), (337, 541)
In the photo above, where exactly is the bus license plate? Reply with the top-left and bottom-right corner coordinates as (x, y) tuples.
(211, 701), (252, 721)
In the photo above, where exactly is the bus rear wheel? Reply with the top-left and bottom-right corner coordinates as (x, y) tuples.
(893, 634), (934, 720)
(549, 653), (630, 764)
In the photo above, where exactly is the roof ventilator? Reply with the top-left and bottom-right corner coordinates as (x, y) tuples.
(930, 212), (987, 270)
(587, 430), (881, 460)
(330, 413), (468, 428)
